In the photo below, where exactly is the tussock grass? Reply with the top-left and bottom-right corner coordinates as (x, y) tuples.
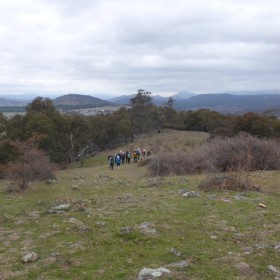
(0, 130), (279, 279)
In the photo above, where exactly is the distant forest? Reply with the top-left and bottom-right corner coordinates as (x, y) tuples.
(1, 89), (280, 168)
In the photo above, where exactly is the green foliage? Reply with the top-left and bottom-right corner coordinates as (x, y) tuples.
(129, 89), (153, 106)
(6, 114), (25, 140)
(4, 94), (280, 169)
(129, 89), (159, 134)
(0, 112), (7, 136)
(26, 96), (57, 116)
(0, 139), (18, 164)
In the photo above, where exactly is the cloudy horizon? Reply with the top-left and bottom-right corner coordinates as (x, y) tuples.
(1, 0), (280, 97)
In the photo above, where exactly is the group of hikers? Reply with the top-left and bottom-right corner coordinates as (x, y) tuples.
(108, 148), (151, 170)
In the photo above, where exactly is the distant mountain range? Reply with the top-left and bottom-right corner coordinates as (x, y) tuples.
(1, 90), (280, 115)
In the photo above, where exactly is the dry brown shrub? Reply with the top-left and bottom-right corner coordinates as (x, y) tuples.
(5, 138), (56, 191)
(148, 134), (280, 176)
(137, 157), (152, 167)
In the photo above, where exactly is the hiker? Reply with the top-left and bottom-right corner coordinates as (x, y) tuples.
(137, 148), (141, 160)
(108, 153), (114, 170)
(126, 151), (131, 164)
(142, 149), (146, 157)
(115, 153), (121, 170)
(120, 151), (125, 164)
(133, 151), (137, 163)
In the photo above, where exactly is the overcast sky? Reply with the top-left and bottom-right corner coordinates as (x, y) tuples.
(0, 0), (280, 97)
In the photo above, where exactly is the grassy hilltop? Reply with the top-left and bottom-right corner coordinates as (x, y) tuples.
(0, 130), (279, 280)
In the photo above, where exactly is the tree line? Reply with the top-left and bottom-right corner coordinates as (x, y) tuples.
(1, 89), (280, 187)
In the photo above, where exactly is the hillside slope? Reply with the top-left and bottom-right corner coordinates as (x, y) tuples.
(0, 130), (279, 279)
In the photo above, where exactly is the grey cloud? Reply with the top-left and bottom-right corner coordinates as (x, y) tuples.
(0, 0), (280, 96)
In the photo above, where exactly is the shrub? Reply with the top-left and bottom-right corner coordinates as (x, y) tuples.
(148, 134), (280, 176)
(5, 138), (56, 191)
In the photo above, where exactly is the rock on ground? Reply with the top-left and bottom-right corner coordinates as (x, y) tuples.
(138, 267), (171, 279)
(22, 252), (39, 263)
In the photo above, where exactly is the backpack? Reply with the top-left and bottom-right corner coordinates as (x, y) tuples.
(127, 152), (131, 158)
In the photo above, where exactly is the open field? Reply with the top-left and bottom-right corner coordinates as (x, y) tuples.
(0, 130), (279, 279)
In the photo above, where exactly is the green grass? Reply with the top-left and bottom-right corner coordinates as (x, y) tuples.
(0, 130), (279, 279)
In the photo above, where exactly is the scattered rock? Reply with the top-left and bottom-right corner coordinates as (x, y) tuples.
(22, 252), (39, 263)
(254, 244), (267, 250)
(180, 178), (188, 184)
(167, 260), (188, 268)
(259, 203), (266, 208)
(267, 265), (279, 274)
(182, 191), (200, 198)
(243, 247), (254, 255)
(220, 198), (231, 203)
(210, 235), (218, 240)
(117, 193), (133, 201)
(39, 231), (60, 239)
(120, 226), (134, 234)
(45, 179), (57, 184)
(253, 243), (280, 250)
(68, 241), (86, 251)
(52, 204), (71, 211)
(66, 217), (90, 231)
(235, 262), (254, 277)
(208, 195), (231, 202)
(169, 248), (181, 257)
(180, 189), (190, 194)
(235, 262), (250, 270)
(138, 222), (157, 236)
(28, 211), (40, 219)
(138, 267), (171, 279)
(234, 195), (251, 201)
(208, 195), (219, 200)
(96, 221), (106, 226)
(72, 185), (81, 190)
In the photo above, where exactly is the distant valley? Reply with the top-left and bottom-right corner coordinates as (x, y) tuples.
(1, 89), (280, 115)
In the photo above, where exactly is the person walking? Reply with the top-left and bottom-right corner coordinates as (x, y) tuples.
(108, 153), (114, 170)
(115, 153), (121, 170)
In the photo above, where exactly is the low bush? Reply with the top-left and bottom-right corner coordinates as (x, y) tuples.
(4, 139), (56, 191)
(148, 134), (280, 176)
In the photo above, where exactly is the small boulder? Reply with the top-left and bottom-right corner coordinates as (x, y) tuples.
(120, 226), (134, 234)
(138, 267), (171, 279)
(180, 178), (188, 184)
(22, 252), (39, 263)
(182, 191), (200, 198)
(267, 264), (279, 274)
(52, 204), (71, 211)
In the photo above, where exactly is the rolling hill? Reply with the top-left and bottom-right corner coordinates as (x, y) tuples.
(173, 93), (280, 114)
(2, 90), (280, 115)
(53, 94), (115, 109)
